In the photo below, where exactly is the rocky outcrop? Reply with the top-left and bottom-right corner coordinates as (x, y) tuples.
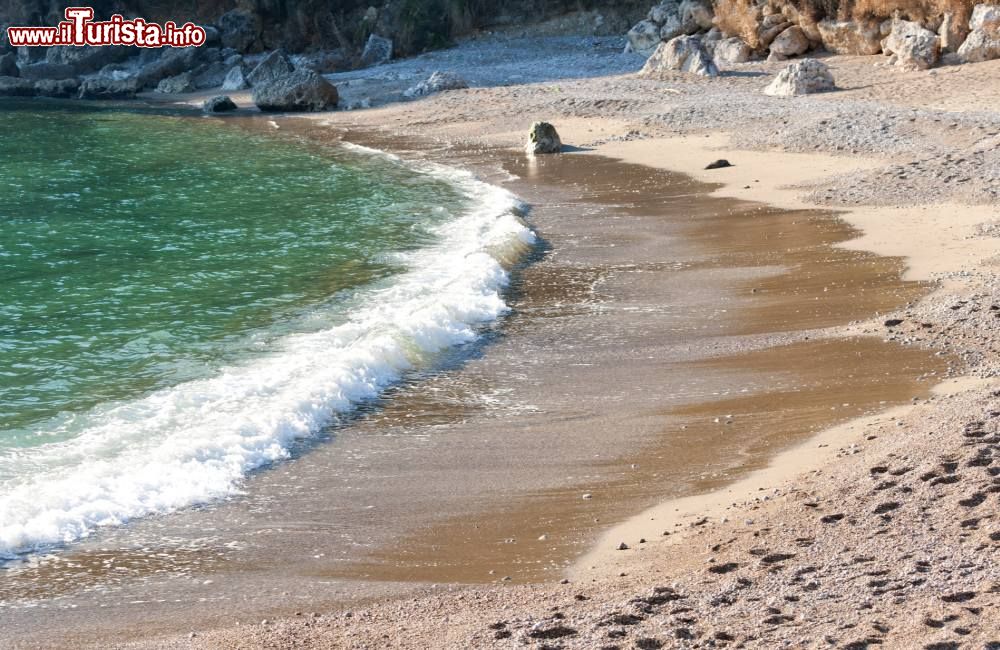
(203, 95), (238, 113)
(34, 78), (79, 98)
(18, 61), (76, 81)
(764, 58), (834, 96)
(817, 19), (882, 55)
(403, 71), (469, 98)
(958, 4), (1000, 62)
(361, 34), (393, 67)
(252, 69), (339, 112)
(0, 52), (17, 77)
(218, 9), (261, 53)
(156, 71), (197, 94)
(641, 35), (719, 76)
(78, 77), (140, 100)
(0, 76), (35, 97)
(627, 1), (714, 56)
(526, 121), (562, 154)
(770, 25), (809, 57)
(882, 19), (940, 69)
(246, 50), (295, 87)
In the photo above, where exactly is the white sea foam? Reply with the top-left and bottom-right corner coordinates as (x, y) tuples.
(0, 152), (534, 559)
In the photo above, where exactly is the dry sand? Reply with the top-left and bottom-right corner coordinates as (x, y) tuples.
(7, 34), (1000, 649)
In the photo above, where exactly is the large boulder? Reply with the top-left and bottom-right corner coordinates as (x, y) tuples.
(770, 25), (810, 56)
(764, 58), (835, 96)
(403, 71), (468, 98)
(0, 51), (17, 77)
(713, 37), (753, 64)
(252, 69), (339, 112)
(155, 71), (196, 94)
(626, 19), (663, 55)
(758, 15), (793, 49)
(78, 77), (139, 100)
(246, 50), (295, 87)
(0, 76), (36, 97)
(221, 65), (250, 91)
(34, 78), (79, 98)
(882, 20), (940, 69)
(641, 35), (719, 77)
(958, 28), (1000, 61)
(44, 45), (130, 75)
(817, 19), (882, 55)
(678, 0), (713, 33)
(18, 61), (76, 81)
(218, 9), (260, 53)
(526, 121), (562, 154)
(360, 34), (393, 67)
(203, 95), (238, 113)
(958, 4), (1000, 62)
(649, 1), (680, 24)
(135, 47), (201, 89)
(192, 61), (231, 89)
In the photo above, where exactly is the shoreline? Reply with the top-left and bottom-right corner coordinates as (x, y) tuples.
(5, 38), (1000, 647)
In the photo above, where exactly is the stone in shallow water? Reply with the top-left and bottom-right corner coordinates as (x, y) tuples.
(203, 95), (238, 113)
(525, 121), (562, 155)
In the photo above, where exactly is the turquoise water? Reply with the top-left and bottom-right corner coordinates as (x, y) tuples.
(0, 101), (462, 439)
(0, 99), (532, 557)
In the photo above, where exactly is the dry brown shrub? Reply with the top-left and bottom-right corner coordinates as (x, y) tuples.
(714, 0), (765, 46)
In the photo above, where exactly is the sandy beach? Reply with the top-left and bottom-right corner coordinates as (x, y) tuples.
(3, 30), (1000, 650)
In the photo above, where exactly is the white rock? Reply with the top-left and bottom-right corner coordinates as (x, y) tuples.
(770, 25), (810, 56)
(764, 58), (835, 96)
(641, 35), (719, 77)
(882, 19), (940, 69)
(713, 37), (753, 64)
(970, 4), (1000, 32)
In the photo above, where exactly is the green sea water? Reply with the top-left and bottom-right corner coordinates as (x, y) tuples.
(0, 100), (464, 442)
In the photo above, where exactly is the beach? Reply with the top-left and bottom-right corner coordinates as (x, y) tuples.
(3, 33), (1000, 649)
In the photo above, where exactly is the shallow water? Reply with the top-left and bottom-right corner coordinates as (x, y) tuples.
(0, 100), (533, 558)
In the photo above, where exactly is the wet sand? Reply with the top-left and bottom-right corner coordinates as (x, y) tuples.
(0, 118), (949, 647)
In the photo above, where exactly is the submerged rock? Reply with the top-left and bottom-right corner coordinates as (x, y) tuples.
(641, 35), (719, 77)
(252, 69), (339, 112)
(203, 95), (238, 113)
(403, 71), (468, 98)
(360, 34), (393, 67)
(764, 59), (835, 96)
(526, 121), (562, 154)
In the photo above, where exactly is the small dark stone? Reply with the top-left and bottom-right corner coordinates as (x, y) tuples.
(617, 542), (629, 550)
(940, 591), (976, 603)
(635, 638), (664, 649)
(884, 319), (904, 327)
(873, 502), (901, 514)
(203, 95), (238, 113)
(527, 625), (577, 640)
(705, 159), (733, 169)
(708, 562), (740, 574)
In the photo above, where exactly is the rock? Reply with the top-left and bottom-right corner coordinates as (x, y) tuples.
(970, 4), (1000, 31)
(221, 66), (250, 91)
(360, 34), (393, 67)
(617, 542), (630, 550)
(291, 50), (348, 74)
(958, 28), (1000, 61)
(44, 45), (131, 75)
(252, 69), (339, 112)
(627, 19), (663, 56)
(135, 47), (201, 89)
(705, 159), (733, 169)
(713, 37), (753, 64)
(770, 26), (810, 56)
(0, 75), (35, 97)
(192, 61), (231, 89)
(156, 71), (197, 94)
(78, 77), (139, 100)
(403, 71), (468, 98)
(883, 20), (940, 69)
(758, 16), (793, 49)
(203, 95), (238, 113)
(34, 78), (79, 98)
(938, 13), (969, 53)
(18, 61), (76, 81)
(641, 35), (719, 77)
(764, 58), (835, 96)
(526, 121), (562, 154)
(678, 0), (714, 33)
(817, 19), (883, 55)
(218, 9), (260, 53)
(246, 50), (295, 88)
(648, 1), (680, 25)
(0, 51), (17, 77)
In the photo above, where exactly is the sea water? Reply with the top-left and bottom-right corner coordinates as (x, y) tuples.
(0, 100), (533, 558)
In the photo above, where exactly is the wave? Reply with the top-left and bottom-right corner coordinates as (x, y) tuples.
(0, 151), (535, 559)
